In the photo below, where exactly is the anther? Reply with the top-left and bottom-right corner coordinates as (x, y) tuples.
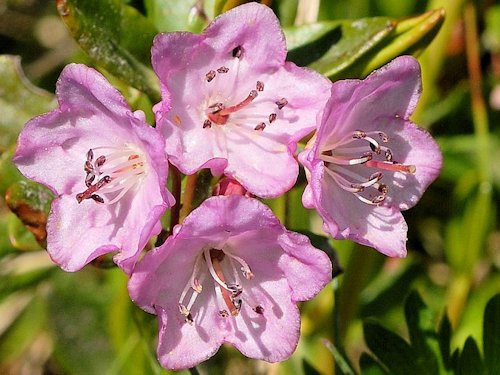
(255, 122), (266, 131)
(276, 98), (288, 110)
(203, 119), (212, 129)
(371, 195), (386, 204)
(86, 149), (93, 162)
(353, 130), (366, 139)
(254, 305), (264, 315)
(379, 132), (389, 142)
(95, 155), (106, 167)
(219, 310), (229, 318)
(179, 304), (194, 325)
(91, 194), (104, 203)
(217, 66), (229, 73)
(256, 81), (264, 92)
(269, 113), (277, 123)
(206, 70), (216, 82)
(378, 184), (388, 194)
(84, 161), (93, 173)
(209, 102), (224, 113)
(85, 173), (95, 187)
(232, 45), (242, 58)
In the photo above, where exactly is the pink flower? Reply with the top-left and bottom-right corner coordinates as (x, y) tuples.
(152, 3), (331, 198)
(299, 56), (442, 257)
(128, 195), (332, 369)
(13, 64), (174, 273)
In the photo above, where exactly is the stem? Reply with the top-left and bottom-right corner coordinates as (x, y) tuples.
(189, 366), (201, 375)
(155, 164), (182, 247)
(180, 173), (198, 222)
(169, 165), (182, 233)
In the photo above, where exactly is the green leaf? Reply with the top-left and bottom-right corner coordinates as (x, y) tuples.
(58, 0), (160, 100)
(303, 358), (322, 375)
(360, 260), (423, 317)
(49, 270), (116, 375)
(0, 146), (24, 197)
(7, 213), (43, 252)
(363, 322), (422, 375)
(285, 18), (394, 77)
(5, 180), (54, 246)
(0, 266), (55, 302)
(438, 312), (452, 369)
(404, 292), (441, 375)
(322, 339), (356, 375)
(144, 0), (207, 33)
(0, 55), (55, 152)
(483, 294), (500, 374)
(351, 9), (445, 79)
(359, 353), (388, 375)
(0, 296), (47, 363)
(459, 337), (484, 375)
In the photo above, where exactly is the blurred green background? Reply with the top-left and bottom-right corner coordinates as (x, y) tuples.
(0, 0), (499, 374)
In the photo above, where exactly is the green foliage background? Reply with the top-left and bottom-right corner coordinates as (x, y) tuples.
(0, 0), (499, 374)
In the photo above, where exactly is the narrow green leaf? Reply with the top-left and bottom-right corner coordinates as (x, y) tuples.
(0, 296), (47, 363)
(359, 353), (389, 375)
(360, 261), (423, 317)
(58, 0), (160, 100)
(438, 312), (452, 369)
(0, 266), (55, 302)
(459, 337), (484, 375)
(354, 9), (445, 79)
(322, 339), (356, 375)
(403, 292), (441, 375)
(285, 18), (394, 77)
(363, 322), (422, 375)
(0, 55), (55, 152)
(483, 294), (500, 374)
(303, 358), (322, 375)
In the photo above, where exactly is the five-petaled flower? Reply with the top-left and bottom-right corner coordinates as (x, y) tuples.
(13, 64), (174, 273)
(128, 195), (332, 369)
(152, 2), (331, 198)
(299, 56), (442, 257)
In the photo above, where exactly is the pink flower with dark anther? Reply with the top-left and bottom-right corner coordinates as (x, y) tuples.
(13, 64), (174, 273)
(152, 3), (331, 198)
(128, 195), (332, 369)
(299, 56), (442, 257)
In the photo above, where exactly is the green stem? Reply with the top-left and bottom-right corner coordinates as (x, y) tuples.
(179, 173), (198, 222)
(189, 366), (201, 375)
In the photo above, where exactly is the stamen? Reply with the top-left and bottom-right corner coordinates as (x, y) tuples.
(203, 119), (212, 129)
(218, 90), (258, 116)
(179, 304), (194, 325)
(269, 113), (277, 123)
(206, 70), (216, 82)
(254, 122), (266, 131)
(321, 152), (372, 166)
(224, 251), (254, 280)
(217, 66), (229, 73)
(256, 81), (264, 92)
(87, 149), (93, 162)
(95, 155), (106, 167)
(254, 305), (264, 315)
(276, 98), (288, 110)
(232, 45), (242, 58)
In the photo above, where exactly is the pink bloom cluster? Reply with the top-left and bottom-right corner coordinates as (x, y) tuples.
(13, 2), (441, 371)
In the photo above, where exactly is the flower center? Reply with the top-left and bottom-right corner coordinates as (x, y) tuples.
(319, 130), (416, 205)
(75, 145), (147, 205)
(201, 45), (288, 132)
(178, 248), (263, 325)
